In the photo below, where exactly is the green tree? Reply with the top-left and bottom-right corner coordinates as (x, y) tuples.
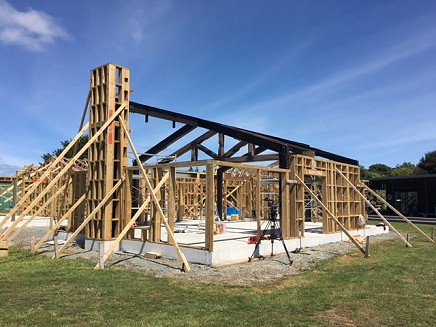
(367, 163), (392, 178)
(391, 162), (417, 176)
(360, 165), (371, 180)
(41, 135), (88, 164)
(417, 150), (436, 174)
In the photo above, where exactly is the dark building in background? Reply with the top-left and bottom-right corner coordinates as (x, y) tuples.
(369, 174), (436, 217)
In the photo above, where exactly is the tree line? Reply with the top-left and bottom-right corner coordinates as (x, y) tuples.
(360, 150), (436, 179)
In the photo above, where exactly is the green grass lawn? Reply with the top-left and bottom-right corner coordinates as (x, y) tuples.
(1, 223), (435, 327)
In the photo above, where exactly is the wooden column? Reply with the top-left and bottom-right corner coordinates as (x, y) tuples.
(151, 168), (162, 242)
(87, 64), (130, 240)
(280, 171), (291, 239)
(256, 169), (262, 238)
(216, 167), (224, 220)
(168, 167), (176, 244)
(205, 163), (215, 251)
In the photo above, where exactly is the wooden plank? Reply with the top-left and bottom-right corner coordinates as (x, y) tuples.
(118, 118), (191, 272)
(55, 177), (125, 257)
(335, 168), (412, 247)
(295, 174), (366, 255)
(94, 172), (169, 269)
(7, 182), (69, 242)
(0, 123), (89, 231)
(304, 169), (327, 177)
(362, 184), (434, 243)
(205, 162), (215, 252)
(168, 167), (176, 244)
(32, 193), (86, 253)
(144, 252), (162, 259)
(280, 170), (291, 239)
(1, 103), (124, 240)
(0, 240), (8, 257)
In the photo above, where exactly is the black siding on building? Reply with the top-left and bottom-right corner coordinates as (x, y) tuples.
(369, 175), (436, 217)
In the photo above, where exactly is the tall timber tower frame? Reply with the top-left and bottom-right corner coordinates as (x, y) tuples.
(87, 64), (130, 240)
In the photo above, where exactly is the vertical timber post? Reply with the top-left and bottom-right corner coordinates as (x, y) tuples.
(365, 236), (370, 258)
(88, 64), (130, 242)
(205, 162), (215, 251)
(216, 167), (224, 220)
(168, 167), (176, 244)
(278, 145), (291, 239)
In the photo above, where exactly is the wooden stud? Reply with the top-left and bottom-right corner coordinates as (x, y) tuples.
(280, 170), (291, 239)
(53, 234), (59, 259)
(336, 168), (412, 248)
(168, 167), (176, 244)
(32, 193), (86, 253)
(295, 174), (366, 255)
(205, 162), (215, 252)
(118, 117), (190, 272)
(56, 177), (126, 257)
(0, 123), (89, 231)
(98, 242), (105, 270)
(94, 172), (169, 269)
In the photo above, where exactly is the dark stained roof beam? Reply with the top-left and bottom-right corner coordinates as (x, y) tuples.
(197, 144), (219, 160)
(159, 130), (217, 164)
(138, 124), (196, 163)
(130, 101), (358, 165)
(222, 141), (248, 158)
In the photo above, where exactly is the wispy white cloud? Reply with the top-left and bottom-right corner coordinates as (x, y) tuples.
(203, 40), (314, 112)
(0, 0), (72, 52)
(126, 0), (174, 44)
(246, 31), (436, 113)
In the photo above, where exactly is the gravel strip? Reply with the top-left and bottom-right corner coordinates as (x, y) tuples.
(5, 226), (395, 286)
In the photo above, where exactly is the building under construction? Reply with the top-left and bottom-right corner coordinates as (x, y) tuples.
(1, 64), (432, 270)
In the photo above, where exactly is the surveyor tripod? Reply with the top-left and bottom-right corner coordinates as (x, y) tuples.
(248, 199), (293, 265)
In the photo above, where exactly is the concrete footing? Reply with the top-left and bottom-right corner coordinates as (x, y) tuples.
(117, 221), (389, 266)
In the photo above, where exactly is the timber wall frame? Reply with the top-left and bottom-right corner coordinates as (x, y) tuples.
(7, 63), (432, 268)
(87, 64), (130, 240)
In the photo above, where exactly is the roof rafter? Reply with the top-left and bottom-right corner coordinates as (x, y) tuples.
(129, 101), (358, 165)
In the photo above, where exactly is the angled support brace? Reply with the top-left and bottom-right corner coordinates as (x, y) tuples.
(55, 177), (126, 257)
(94, 172), (170, 269)
(0, 104), (124, 236)
(335, 168), (412, 247)
(295, 175), (366, 255)
(7, 182), (69, 242)
(119, 117), (191, 272)
(32, 193), (86, 253)
(360, 183), (433, 243)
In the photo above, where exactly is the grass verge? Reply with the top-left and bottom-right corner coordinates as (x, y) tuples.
(1, 223), (435, 327)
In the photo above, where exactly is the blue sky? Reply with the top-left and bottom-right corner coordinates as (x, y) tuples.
(1, 0), (435, 175)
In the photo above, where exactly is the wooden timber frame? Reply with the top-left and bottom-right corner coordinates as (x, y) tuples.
(87, 64), (130, 240)
(3, 63), (432, 266)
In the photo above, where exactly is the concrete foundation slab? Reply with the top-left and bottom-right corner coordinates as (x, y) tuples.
(119, 220), (389, 266)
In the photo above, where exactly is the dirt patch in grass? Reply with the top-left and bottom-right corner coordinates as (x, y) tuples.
(317, 307), (358, 327)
